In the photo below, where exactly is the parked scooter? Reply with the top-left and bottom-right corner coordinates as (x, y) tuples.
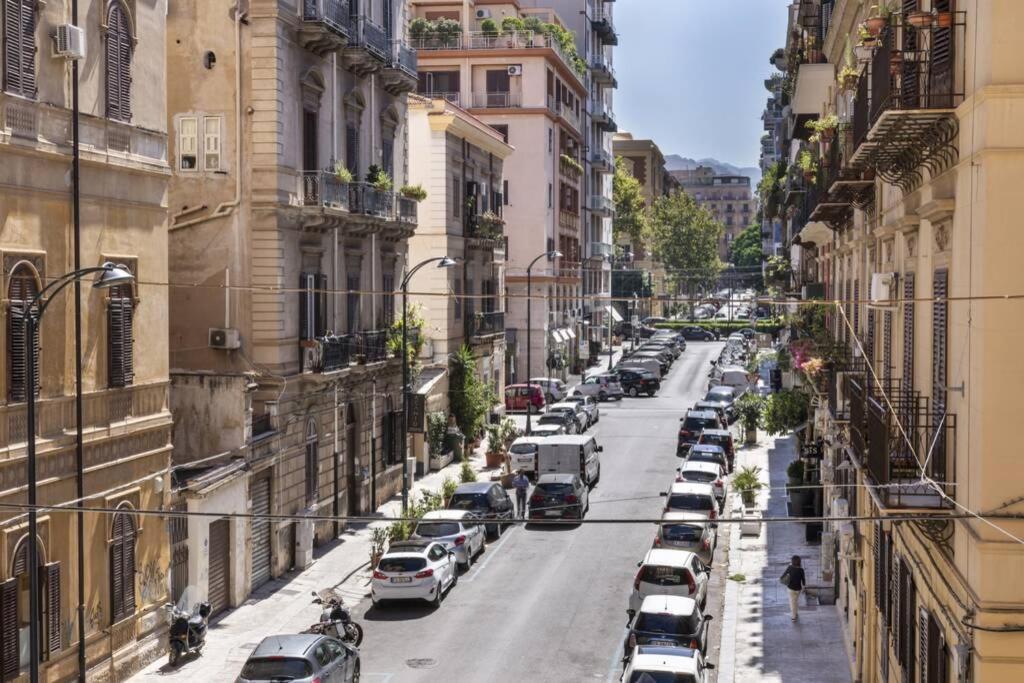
(305, 590), (364, 647)
(164, 601), (211, 666)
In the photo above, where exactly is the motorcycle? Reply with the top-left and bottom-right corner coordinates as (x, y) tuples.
(164, 601), (211, 667)
(305, 590), (363, 647)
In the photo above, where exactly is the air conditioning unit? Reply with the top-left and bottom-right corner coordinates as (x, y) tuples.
(475, 8), (492, 19)
(507, 65), (523, 76)
(871, 272), (895, 304)
(208, 327), (241, 350)
(53, 24), (85, 60)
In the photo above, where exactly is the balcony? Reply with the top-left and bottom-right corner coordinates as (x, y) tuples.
(591, 55), (617, 87)
(589, 241), (613, 258)
(466, 213), (505, 241)
(381, 40), (418, 95)
(395, 195), (418, 225)
(312, 334), (358, 372)
(298, 171), (350, 212)
(589, 147), (614, 172)
(848, 13), (965, 190)
(801, 282), (825, 300)
(548, 96), (581, 132)
(342, 15), (390, 75)
(591, 100), (617, 132)
(592, 10), (619, 45)
(467, 311), (505, 340)
(471, 91), (522, 109)
(556, 260), (582, 279)
(421, 91), (461, 106)
(410, 31), (584, 84)
(299, 0), (351, 55)
(589, 194), (614, 216)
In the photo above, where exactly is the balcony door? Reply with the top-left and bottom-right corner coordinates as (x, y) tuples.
(303, 109), (318, 172)
(486, 70), (511, 107)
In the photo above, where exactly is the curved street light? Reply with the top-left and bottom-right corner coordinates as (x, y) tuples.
(401, 256), (457, 513)
(24, 262), (133, 683)
(525, 250), (562, 435)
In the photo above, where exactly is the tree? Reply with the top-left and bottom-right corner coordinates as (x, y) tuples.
(647, 190), (723, 293)
(448, 345), (493, 441)
(730, 222), (764, 269)
(612, 156), (649, 247)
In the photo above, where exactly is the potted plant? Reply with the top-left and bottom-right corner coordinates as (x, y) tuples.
(333, 163), (354, 183)
(480, 17), (499, 39)
(838, 65), (859, 91)
(935, 8), (954, 27)
(484, 422), (504, 468)
(806, 114), (838, 144)
(907, 8), (934, 27)
(786, 459), (805, 487)
(798, 150), (817, 182)
(409, 17), (432, 44)
(865, 3), (891, 36)
(736, 393), (764, 445)
(399, 184), (427, 202)
(369, 527), (388, 569)
(733, 465), (764, 508)
(435, 17), (462, 48)
(857, 24), (878, 49)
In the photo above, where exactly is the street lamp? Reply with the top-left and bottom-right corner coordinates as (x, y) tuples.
(525, 249), (562, 435)
(23, 262), (133, 683)
(401, 256), (456, 513)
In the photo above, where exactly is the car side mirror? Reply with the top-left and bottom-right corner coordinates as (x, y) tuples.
(705, 662), (716, 670)
(636, 560), (642, 568)
(597, 446), (604, 452)
(704, 614), (714, 621)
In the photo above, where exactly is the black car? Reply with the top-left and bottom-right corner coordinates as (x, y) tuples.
(618, 322), (657, 339)
(528, 473), (589, 521)
(624, 597), (713, 657)
(536, 411), (577, 433)
(447, 482), (514, 539)
(678, 410), (724, 455)
(679, 326), (716, 341)
(617, 369), (661, 397)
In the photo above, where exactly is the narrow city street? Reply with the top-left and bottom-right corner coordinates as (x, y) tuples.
(356, 342), (728, 682)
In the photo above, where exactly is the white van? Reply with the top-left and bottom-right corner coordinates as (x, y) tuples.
(709, 366), (750, 395)
(535, 435), (603, 487)
(508, 436), (546, 475)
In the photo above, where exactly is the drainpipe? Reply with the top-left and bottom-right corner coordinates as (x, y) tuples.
(333, 386), (339, 537)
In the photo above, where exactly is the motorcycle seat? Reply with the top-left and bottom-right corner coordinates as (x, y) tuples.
(188, 615), (205, 626)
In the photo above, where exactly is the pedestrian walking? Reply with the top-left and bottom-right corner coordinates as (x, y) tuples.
(512, 469), (530, 518)
(780, 555), (807, 621)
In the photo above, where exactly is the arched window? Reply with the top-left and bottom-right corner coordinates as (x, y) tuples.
(7, 262), (40, 403)
(305, 419), (319, 505)
(110, 506), (137, 623)
(6, 534), (61, 665)
(105, 2), (133, 122)
(2, 0), (37, 98)
(108, 279), (135, 387)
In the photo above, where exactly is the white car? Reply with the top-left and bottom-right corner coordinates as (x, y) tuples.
(676, 460), (726, 504)
(530, 377), (567, 403)
(549, 401), (587, 432)
(508, 436), (546, 474)
(572, 373), (624, 401)
(411, 510), (485, 570)
(621, 645), (712, 683)
(630, 549), (711, 611)
(371, 540), (458, 607)
(563, 394), (600, 427)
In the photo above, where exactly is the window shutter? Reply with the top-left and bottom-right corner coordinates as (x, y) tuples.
(919, 607), (930, 683)
(179, 117), (198, 170)
(3, 0), (36, 99)
(891, 556), (902, 662)
(108, 286), (134, 388)
(873, 522), (883, 612)
(903, 273), (915, 388)
(901, 0), (920, 108)
(931, 269), (949, 477)
(299, 273), (314, 341)
(111, 530), (124, 621)
(124, 518), (136, 616)
(203, 117), (221, 171)
(929, 0), (955, 107)
(382, 137), (394, 179)
(315, 274), (328, 337)
(0, 578), (17, 679)
(853, 280), (860, 340)
(44, 562), (61, 654)
(105, 3), (133, 122)
(8, 266), (40, 403)
(345, 124), (359, 176)
(883, 311), (892, 383)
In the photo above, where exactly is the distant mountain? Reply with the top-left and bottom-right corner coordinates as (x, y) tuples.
(665, 154), (761, 185)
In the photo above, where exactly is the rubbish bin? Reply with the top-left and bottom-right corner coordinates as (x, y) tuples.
(445, 429), (465, 462)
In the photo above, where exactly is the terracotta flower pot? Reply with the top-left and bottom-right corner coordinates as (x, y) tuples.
(935, 11), (954, 28)
(865, 16), (887, 36)
(907, 10), (934, 28)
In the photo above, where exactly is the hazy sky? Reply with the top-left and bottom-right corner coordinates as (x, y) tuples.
(613, 0), (790, 169)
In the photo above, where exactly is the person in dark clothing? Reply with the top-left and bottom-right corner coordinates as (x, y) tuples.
(781, 555), (807, 621)
(512, 470), (530, 518)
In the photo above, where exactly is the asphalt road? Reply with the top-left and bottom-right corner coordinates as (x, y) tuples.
(357, 342), (728, 683)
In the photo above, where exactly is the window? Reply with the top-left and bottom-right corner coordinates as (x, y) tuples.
(503, 179), (509, 204)
(305, 419), (319, 505)
(381, 273), (395, 327)
(489, 124), (509, 143)
(417, 70), (460, 97)
(903, 273), (915, 388)
(203, 117), (221, 171)
(345, 123), (359, 176)
(7, 261), (40, 402)
(105, 1), (133, 122)
(453, 175), (461, 218)
(2, 0), (37, 98)
(548, 128), (553, 153)
(110, 508), (137, 623)
(108, 281), (135, 388)
(547, 183), (553, 208)
(179, 117), (198, 170)
(346, 273), (360, 333)
(299, 272), (327, 341)
(303, 109), (318, 171)
(382, 135), (395, 179)
(4, 537), (61, 668)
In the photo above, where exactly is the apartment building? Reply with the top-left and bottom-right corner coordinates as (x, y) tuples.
(409, 0), (587, 380)
(784, 1), (1024, 680)
(405, 95), (510, 460)
(0, 0), (172, 678)
(761, 69), (786, 258)
(672, 166), (757, 261)
(165, 0), (418, 618)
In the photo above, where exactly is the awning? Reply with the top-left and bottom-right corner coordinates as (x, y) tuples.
(565, 328), (577, 339)
(605, 305), (623, 322)
(797, 221), (832, 246)
(552, 330), (566, 342)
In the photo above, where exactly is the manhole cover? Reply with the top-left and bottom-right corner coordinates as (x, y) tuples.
(406, 658), (438, 669)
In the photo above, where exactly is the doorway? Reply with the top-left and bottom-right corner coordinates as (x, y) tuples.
(346, 403), (359, 517)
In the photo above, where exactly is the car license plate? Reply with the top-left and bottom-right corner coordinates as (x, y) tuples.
(391, 577), (412, 583)
(651, 640), (675, 646)
(545, 510), (561, 517)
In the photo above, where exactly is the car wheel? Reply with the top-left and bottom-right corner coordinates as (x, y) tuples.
(450, 565), (459, 588)
(598, 391), (607, 402)
(352, 661), (361, 683)
(432, 585), (443, 608)
(461, 552), (472, 572)
(628, 386), (639, 397)
(573, 390), (582, 396)
(647, 390), (656, 397)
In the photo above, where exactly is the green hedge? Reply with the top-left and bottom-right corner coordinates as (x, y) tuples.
(653, 319), (784, 335)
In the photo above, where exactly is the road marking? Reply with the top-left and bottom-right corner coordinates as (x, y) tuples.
(464, 525), (516, 583)
(605, 625), (629, 683)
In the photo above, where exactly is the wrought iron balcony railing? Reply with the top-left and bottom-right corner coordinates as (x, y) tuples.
(391, 40), (417, 78)
(590, 147), (614, 171)
(409, 31), (583, 82)
(351, 15), (389, 61)
(298, 171), (350, 212)
(349, 182), (393, 219)
(395, 195), (418, 225)
(591, 10), (619, 45)
(299, 0), (350, 54)
(472, 92), (522, 109)
(468, 311), (505, 339)
(359, 329), (389, 363)
(591, 55), (616, 86)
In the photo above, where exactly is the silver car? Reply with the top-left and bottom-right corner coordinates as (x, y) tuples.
(238, 633), (359, 683)
(572, 373), (624, 401)
(411, 509), (486, 570)
(563, 394), (600, 427)
(548, 402), (587, 432)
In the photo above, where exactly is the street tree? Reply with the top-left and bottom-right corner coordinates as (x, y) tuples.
(648, 190), (723, 296)
(730, 222), (764, 269)
(612, 156), (649, 247)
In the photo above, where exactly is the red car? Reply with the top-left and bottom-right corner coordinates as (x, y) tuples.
(505, 384), (546, 413)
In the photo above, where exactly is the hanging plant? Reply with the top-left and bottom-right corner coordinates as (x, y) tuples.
(399, 184), (427, 202)
(333, 163), (354, 183)
(865, 3), (892, 36)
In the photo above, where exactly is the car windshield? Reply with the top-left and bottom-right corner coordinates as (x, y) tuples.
(241, 657), (313, 679)
(635, 612), (693, 635)
(535, 483), (574, 495)
(668, 494), (714, 512)
(681, 470), (717, 483)
(662, 524), (704, 542)
(377, 556), (427, 573)
(538, 415), (564, 425)
(683, 417), (716, 430)
(706, 389), (733, 400)
(509, 443), (537, 455)
(449, 493), (490, 510)
(414, 522), (460, 538)
(700, 435), (728, 447)
(640, 565), (687, 586)
(688, 452), (724, 466)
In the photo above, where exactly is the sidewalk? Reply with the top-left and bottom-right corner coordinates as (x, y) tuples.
(129, 445), (497, 681)
(717, 432), (851, 683)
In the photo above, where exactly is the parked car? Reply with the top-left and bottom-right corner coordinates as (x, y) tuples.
(654, 512), (715, 565)
(629, 351), (671, 375)
(621, 645), (713, 683)
(535, 434), (602, 486)
(549, 401), (588, 432)
(685, 444), (729, 474)
(573, 373), (624, 401)
(564, 394), (600, 427)
(505, 383), (545, 413)
(678, 326), (716, 341)
(528, 473), (589, 521)
(697, 429), (735, 472)
(702, 385), (738, 422)
(664, 482), (718, 532)
(536, 410), (577, 434)
(371, 540), (458, 608)
(678, 410), (724, 455)
(530, 377), (568, 403)
(692, 400), (729, 429)
(630, 549), (711, 611)
(618, 358), (664, 380)
(447, 482), (515, 539)
(618, 322), (657, 339)
(641, 341), (680, 360)
(238, 634), (359, 683)
(707, 366), (750, 395)
(676, 460), (726, 505)
(508, 436), (545, 476)
(529, 423), (565, 438)
(412, 509), (486, 570)
(624, 597), (713, 659)
(618, 368), (661, 397)
(642, 316), (668, 326)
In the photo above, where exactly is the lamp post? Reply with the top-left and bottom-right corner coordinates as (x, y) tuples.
(23, 262), (134, 683)
(401, 256), (456, 514)
(525, 250), (561, 435)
